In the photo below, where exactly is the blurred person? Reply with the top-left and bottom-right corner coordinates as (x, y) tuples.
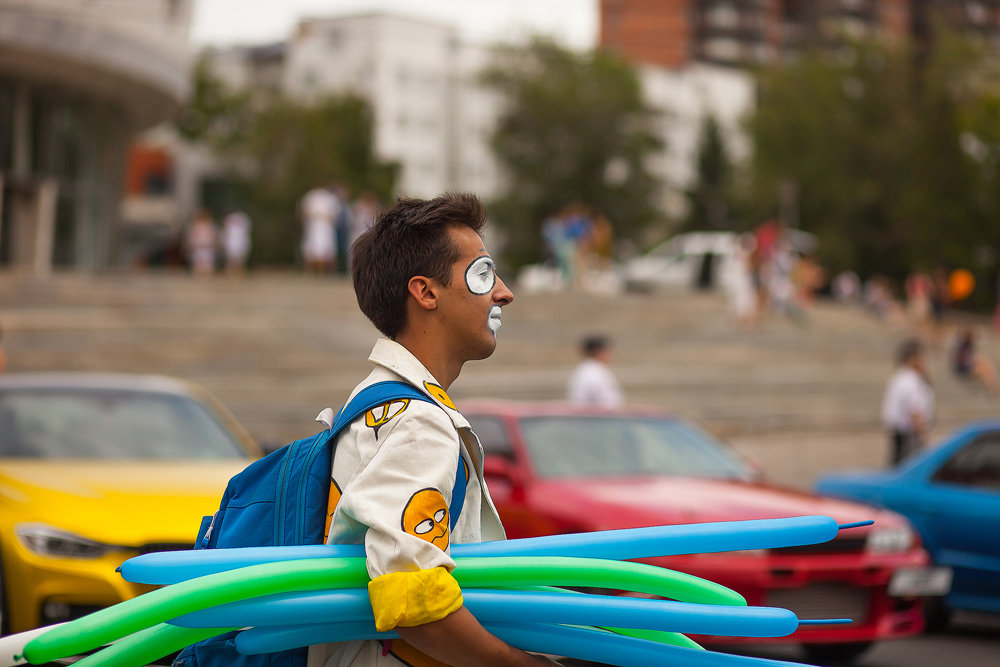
(299, 183), (342, 274)
(185, 209), (217, 277)
(567, 335), (624, 409)
(0, 322), (6, 373)
(951, 325), (999, 395)
(311, 193), (554, 667)
(831, 270), (861, 303)
(928, 267), (952, 348)
(864, 276), (904, 325)
(881, 339), (934, 465)
(792, 252), (825, 309)
(348, 190), (379, 263)
(221, 210), (252, 276)
(727, 232), (758, 326)
(905, 271), (933, 337)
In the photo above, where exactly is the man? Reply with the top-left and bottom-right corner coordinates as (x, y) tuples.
(300, 183), (343, 274)
(310, 194), (552, 666)
(567, 335), (624, 409)
(881, 338), (934, 465)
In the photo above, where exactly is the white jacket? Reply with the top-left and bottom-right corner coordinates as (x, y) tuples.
(309, 338), (505, 667)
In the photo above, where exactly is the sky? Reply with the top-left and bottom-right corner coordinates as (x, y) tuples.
(191, 0), (599, 50)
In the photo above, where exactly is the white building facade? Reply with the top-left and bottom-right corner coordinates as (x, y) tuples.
(279, 13), (503, 199)
(198, 12), (754, 239)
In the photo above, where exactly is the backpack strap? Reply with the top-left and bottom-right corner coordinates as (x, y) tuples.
(329, 380), (466, 530)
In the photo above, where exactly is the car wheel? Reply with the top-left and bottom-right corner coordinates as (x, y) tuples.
(923, 597), (952, 633)
(802, 641), (873, 665)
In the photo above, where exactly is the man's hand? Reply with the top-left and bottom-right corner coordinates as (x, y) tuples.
(395, 605), (559, 666)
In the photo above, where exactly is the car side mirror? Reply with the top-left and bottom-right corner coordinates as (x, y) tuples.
(483, 455), (525, 498)
(484, 455), (517, 480)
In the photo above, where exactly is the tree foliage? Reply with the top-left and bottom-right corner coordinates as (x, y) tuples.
(482, 39), (664, 266)
(743, 32), (1000, 305)
(176, 60), (398, 265)
(684, 114), (734, 231)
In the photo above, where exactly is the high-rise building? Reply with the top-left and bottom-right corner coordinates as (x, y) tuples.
(601, 0), (1000, 69)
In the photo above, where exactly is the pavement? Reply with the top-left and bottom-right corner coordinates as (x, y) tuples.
(3, 269), (999, 491)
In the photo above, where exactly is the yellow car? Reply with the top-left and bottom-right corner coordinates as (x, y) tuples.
(0, 373), (262, 634)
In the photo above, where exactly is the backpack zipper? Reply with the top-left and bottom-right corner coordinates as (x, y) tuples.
(296, 433), (330, 543)
(274, 442), (296, 545)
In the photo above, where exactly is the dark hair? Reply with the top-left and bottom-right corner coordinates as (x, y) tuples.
(351, 193), (487, 338)
(582, 335), (610, 357)
(897, 338), (924, 365)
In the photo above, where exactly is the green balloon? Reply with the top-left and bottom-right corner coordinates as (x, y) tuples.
(24, 555), (740, 664)
(456, 557), (744, 607)
(70, 624), (233, 667)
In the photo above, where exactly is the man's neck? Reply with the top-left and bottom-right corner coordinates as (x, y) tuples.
(393, 333), (461, 390)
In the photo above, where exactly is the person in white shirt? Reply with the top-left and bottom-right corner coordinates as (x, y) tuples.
(299, 185), (343, 273)
(881, 338), (934, 465)
(567, 335), (625, 409)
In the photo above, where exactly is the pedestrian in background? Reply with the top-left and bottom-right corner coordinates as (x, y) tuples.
(185, 209), (217, 277)
(567, 335), (624, 409)
(299, 183), (342, 274)
(881, 339), (934, 465)
(221, 210), (252, 277)
(347, 190), (379, 265)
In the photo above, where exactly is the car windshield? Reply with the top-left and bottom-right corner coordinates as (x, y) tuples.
(518, 415), (752, 480)
(0, 388), (248, 460)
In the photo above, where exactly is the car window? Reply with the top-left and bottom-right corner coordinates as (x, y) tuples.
(465, 415), (514, 459)
(0, 389), (248, 460)
(932, 435), (1000, 491)
(517, 415), (752, 480)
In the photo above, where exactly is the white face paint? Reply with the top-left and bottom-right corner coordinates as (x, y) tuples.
(465, 256), (496, 295)
(488, 305), (502, 334)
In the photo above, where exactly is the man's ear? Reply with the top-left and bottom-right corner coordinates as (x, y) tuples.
(407, 276), (438, 311)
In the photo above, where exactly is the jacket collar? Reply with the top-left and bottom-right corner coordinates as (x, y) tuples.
(369, 338), (470, 429)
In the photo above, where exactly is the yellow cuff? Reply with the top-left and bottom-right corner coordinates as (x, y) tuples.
(368, 566), (463, 632)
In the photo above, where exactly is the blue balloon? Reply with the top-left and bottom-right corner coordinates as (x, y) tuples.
(171, 588), (799, 638)
(121, 515), (840, 585)
(236, 622), (812, 667)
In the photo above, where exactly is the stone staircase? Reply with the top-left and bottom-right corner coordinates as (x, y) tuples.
(3, 270), (998, 489)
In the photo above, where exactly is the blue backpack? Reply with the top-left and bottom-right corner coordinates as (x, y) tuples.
(172, 380), (466, 667)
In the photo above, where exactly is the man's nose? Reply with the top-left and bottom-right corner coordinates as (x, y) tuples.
(494, 276), (514, 305)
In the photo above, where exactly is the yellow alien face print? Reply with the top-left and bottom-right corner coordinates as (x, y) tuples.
(365, 399), (410, 439)
(323, 478), (343, 543)
(401, 487), (450, 550)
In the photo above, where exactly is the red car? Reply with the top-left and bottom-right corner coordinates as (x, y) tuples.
(462, 401), (943, 665)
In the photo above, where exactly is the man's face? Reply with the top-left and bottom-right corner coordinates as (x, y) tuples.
(439, 226), (514, 362)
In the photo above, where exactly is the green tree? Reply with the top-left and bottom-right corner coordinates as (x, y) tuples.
(175, 63), (398, 265)
(744, 32), (1000, 302)
(482, 39), (664, 267)
(241, 97), (399, 264)
(684, 114), (733, 231)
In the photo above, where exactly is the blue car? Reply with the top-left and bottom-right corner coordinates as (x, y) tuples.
(815, 421), (1000, 628)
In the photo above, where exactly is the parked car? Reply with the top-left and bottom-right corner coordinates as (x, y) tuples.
(622, 230), (818, 293)
(463, 400), (943, 664)
(815, 420), (1000, 630)
(0, 373), (261, 634)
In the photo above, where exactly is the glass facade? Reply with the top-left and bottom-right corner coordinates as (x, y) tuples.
(0, 79), (129, 270)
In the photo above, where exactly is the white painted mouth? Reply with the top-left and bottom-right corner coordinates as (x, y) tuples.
(488, 306), (502, 333)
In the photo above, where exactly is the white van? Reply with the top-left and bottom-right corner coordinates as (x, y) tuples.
(623, 232), (741, 292)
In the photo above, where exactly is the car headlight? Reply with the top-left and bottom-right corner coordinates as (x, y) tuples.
(866, 525), (914, 554)
(15, 523), (110, 559)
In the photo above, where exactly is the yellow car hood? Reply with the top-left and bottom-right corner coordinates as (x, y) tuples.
(0, 459), (250, 547)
